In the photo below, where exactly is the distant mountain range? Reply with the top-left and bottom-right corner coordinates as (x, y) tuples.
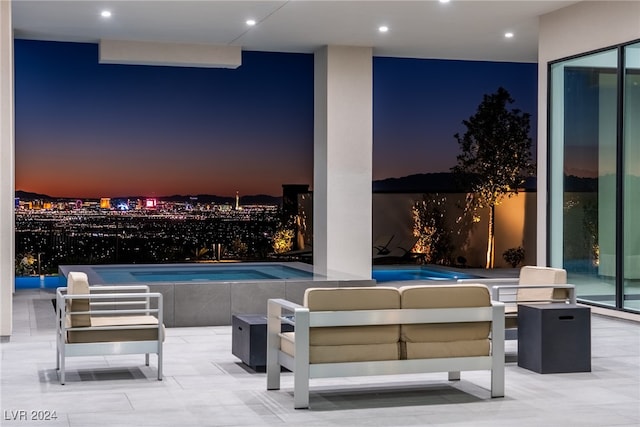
(15, 173), (599, 202)
(373, 172), (471, 193)
(372, 173), (606, 193)
(373, 172), (539, 193)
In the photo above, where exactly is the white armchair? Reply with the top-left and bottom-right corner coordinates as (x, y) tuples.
(458, 266), (575, 330)
(56, 271), (164, 385)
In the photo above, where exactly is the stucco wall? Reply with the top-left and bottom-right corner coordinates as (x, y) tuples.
(372, 192), (537, 268)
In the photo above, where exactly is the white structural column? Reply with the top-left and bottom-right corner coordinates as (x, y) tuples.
(0, 0), (14, 337)
(313, 46), (373, 279)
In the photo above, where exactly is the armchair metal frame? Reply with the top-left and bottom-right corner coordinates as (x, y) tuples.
(55, 285), (163, 385)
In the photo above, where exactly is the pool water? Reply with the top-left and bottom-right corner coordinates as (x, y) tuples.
(372, 267), (478, 282)
(93, 264), (314, 283)
(16, 265), (477, 289)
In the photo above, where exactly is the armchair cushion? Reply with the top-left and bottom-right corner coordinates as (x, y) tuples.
(518, 266), (568, 302)
(66, 315), (161, 344)
(66, 271), (91, 327)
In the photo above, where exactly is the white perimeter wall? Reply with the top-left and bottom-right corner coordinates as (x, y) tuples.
(537, 1), (640, 266)
(373, 192), (537, 268)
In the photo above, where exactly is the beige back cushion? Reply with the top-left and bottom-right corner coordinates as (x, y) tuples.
(303, 287), (400, 346)
(399, 284), (491, 342)
(66, 271), (91, 327)
(518, 266), (568, 302)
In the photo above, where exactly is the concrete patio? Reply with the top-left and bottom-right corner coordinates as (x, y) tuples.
(1, 288), (639, 426)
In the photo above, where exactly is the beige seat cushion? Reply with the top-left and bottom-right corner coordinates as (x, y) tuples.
(280, 332), (400, 363)
(518, 266), (568, 303)
(66, 315), (161, 344)
(399, 285), (491, 359)
(404, 340), (490, 359)
(66, 271), (91, 327)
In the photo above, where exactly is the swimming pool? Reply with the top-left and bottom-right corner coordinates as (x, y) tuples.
(57, 262), (373, 327)
(372, 266), (479, 282)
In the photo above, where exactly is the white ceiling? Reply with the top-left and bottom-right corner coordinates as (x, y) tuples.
(12, 0), (581, 63)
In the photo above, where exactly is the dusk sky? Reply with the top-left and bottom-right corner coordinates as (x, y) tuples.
(15, 39), (537, 199)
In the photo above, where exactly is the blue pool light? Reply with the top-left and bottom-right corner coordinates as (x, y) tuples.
(15, 276), (61, 289)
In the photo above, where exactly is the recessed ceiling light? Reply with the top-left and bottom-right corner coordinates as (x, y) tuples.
(505, 32), (514, 38)
(100, 10), (112, 18)
(439, 0), (451, 3)
(378, 26), (389, 33)
(246, 19), (256, 26)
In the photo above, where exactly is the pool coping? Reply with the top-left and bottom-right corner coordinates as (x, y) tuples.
(59, 261), (321, 285)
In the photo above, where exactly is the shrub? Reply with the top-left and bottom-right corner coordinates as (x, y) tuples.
(503, 246), (525, 268)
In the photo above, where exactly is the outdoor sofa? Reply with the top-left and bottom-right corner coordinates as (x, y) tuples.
(266, 285), (505, 408)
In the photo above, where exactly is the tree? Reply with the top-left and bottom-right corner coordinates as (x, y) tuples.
(451, 87), (535, 268)
(272, 227), (295, 254)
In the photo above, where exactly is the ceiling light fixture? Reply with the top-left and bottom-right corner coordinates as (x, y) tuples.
(505, 32), (514, 38)
(246, 19), (256, 26)
(100, 10), (111, 18)
(378, 26), (389, 33)
(439, 0), (451, 4)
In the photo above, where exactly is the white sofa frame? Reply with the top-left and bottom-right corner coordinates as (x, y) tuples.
(266, 298), (505, 409)
(56, 285), (164, 385)
(456, 278), (577, 305)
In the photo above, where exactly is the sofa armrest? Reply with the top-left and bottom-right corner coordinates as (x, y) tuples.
(267, 298), (309, 393)
(457, 278), (517, 284)
(492, 284), (576, 304)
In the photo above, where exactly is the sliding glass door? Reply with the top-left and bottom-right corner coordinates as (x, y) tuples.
(623, 42), (640, 311)
(550, 40), (640, 313)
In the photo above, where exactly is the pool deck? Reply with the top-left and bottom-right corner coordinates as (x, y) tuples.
(2, 288), (639, 426)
